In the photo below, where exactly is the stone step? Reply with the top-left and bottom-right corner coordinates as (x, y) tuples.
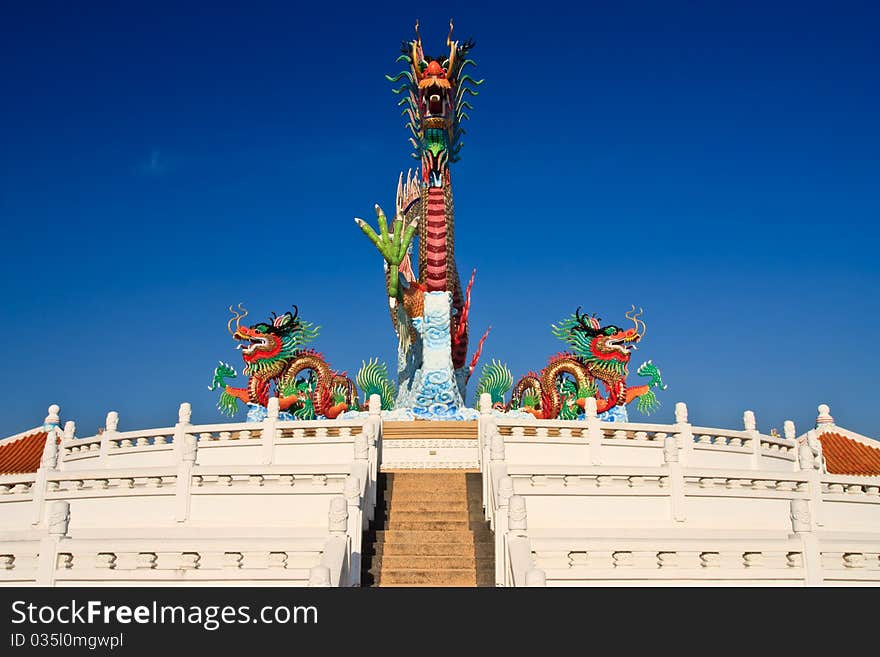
(385, 500), (468, 513)
(387, 491), (468, 501)
(374, 542), (495, 558)
(378, 555), (481, 570)
(388, 480), (467, 489)
(388, 481), (468, 492)
(387, 510), (469, 523)
(363, 470), (495, 587)
(376, 511), (488, 531)
(378, 511), (487, 526)
(376, 529), (483, 544)
(386, 496), (468, 506)
(389, 475), (467, 483)
(366, 559), (495, 581)
(388, 489), (467, 498)
(390, 472), (465, 476)
(385, 520), (470, 531)
(378, 569), (478, 587)
(377, 582), (473, 588)
(388, 478), (468, 486)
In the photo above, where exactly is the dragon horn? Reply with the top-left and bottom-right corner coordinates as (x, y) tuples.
(447, 19), (454, 46)
(227, 305), (240, 336)
(637, 307), (646, 338)
(414, 18), (421, 43)
(290, 304), (299, 321)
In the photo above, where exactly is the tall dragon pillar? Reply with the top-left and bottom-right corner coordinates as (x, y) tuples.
(355, 21), (488, 418)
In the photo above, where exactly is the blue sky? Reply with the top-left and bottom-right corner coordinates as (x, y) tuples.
(1, 1), (878, 438)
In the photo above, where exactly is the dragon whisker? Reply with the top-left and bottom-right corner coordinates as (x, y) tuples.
(236, 303), (249, 330)
(227, 305), (240, 336)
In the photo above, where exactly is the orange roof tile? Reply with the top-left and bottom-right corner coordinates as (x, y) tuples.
(0, 431), (54, 475)
(819, 432), (880, 477)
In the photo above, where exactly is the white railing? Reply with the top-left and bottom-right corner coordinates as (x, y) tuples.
(0, 509), (353, 587)
(0, 395), (384, 587)
(477, 394), (880, 586)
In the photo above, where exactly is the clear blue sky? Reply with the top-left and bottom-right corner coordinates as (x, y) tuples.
(2, 1), (878, 438)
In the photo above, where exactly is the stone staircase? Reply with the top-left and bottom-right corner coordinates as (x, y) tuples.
(362, 471), (494, 586)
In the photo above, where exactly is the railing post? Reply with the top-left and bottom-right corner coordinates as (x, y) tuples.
(480, 393), (497, 517)
(59, 421), (76, 471)
(795, 424), (824, 529)
(785, 419), (799, 472)
(32, 406), (62, 525)
(329, 496), (348, 535)
(508, 497), (526, 532)
(585, 397), (602, 465)
(308, 565), (332, 587)
(807, 408), (829, 473)
(674, 402), (693, 466)
(664, 435), (686, 522)
(175, 432), (198, 523)
(328, 497), (349, 587)
(99, 411), (119, 466)
(496, 476), (513, 586)
(744, 410), (760, 469)
(479, 393), (492, 471)
(344, 475), (362, 587)
(367, 394), (382, 511)
(36, 500), (69, 587)
(353, 432), (374, 526)
(172, 402), (192, 460)
(790, 499), (822, 585)
(525, 568), (547, 587)
(507, 496), (529, 586)
(261, 398), (279, 465)
(489, 432), (507, 530)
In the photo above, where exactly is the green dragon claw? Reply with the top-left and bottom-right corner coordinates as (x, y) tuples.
(217, 389), (239, 417)
(209, 361), (237, 391)
(211, 362), (239, 416)
(637, 360), (667, 390)
(355, 205), (418, 299)
(637, 390), (660, 415)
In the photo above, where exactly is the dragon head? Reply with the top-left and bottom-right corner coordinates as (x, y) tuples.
(573, 307), (643, 363)
(552, 305), (647, 367)
(389, 20), (483, 186)
(227, 304), (319, 374)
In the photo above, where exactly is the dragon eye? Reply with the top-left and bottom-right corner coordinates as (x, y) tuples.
(441, 59), (449, 69)
(418, 60), (428, 72)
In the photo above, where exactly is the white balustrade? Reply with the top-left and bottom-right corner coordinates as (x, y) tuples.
(478, 403), (880, 586)
(1, 401), (379, 587)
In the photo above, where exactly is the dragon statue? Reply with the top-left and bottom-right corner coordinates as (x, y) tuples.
(510, 306), (667, 421)
(354, 20), (489, 418)
(209, 304), (357, 420)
